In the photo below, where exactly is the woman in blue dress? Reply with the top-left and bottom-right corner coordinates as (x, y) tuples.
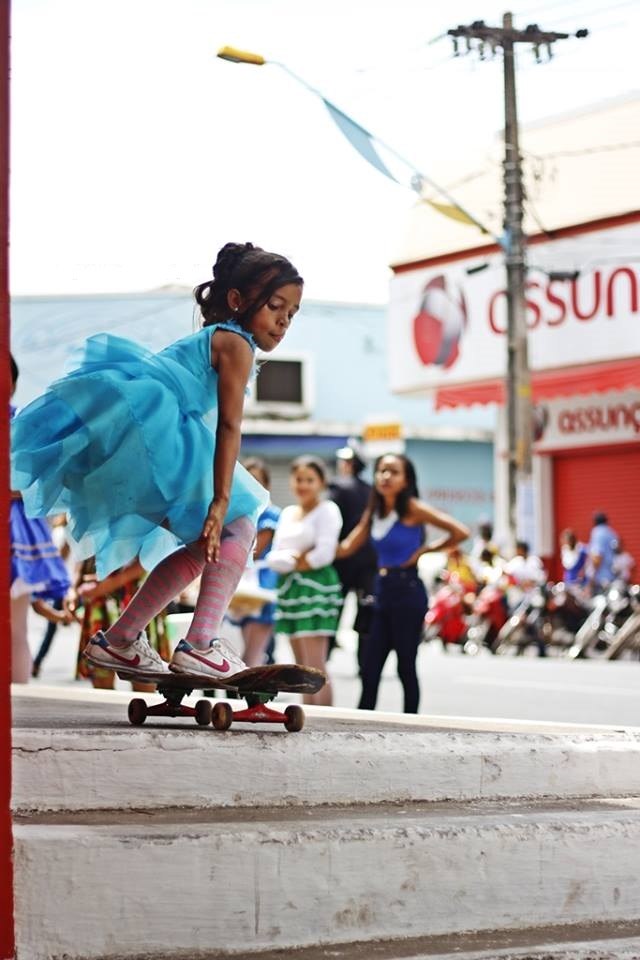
(11, 242), (303, 682)
(337, 453), (469, 713)
(10, 354), (73, 682)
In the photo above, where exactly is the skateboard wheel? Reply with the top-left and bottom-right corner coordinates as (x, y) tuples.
(211, 701), (233, 731)
(128, 698), (148, 726)
(195, 699), (212, 726)
(284, 705), (304, 733)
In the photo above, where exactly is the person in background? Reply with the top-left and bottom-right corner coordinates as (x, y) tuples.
(227, 457), (281, 668)
(504, 540), (546, 592)
(560, 528), (588, 588)
(471, 520), (499, 561)
(266, 456), (343, 706)
(473, 547), (505, 587)
(337, 453), (469, 714)
(328, 439), (377, 675)
(612, 538), (636, 586)
(10, 354), (75, 683)
(74, 557), (171, 691)
(587, 512), (619, 595)
(31, 514), (75, 678)
(444, 544), (478, 592)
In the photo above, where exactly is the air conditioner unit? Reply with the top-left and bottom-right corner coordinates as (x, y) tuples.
(245, 352), (313, 419)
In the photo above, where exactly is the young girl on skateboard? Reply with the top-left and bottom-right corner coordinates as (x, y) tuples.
(336, 453), (469, 714)
(12, 242), (303, 683)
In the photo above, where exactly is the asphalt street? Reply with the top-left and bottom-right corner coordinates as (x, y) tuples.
(23, 608), (640, 728)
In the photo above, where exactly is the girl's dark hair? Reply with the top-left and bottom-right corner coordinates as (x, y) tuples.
(195, 242), (303, 328)
(10, 352), (18, 387)
(370, 453), (420, 519)
(290, 455), (327, 484)
(244, 456), (270, 488)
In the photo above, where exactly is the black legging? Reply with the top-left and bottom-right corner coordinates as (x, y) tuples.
(32, 596), (65, 673)
(359, 569), (428, 714)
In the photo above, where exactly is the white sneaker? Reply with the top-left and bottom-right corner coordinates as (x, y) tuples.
(169, 637), (247, 680)
(84, 630), (169, 675)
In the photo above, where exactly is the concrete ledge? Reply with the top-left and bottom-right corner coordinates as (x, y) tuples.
(13, 800), (640, 960)
(13, 720), (640, 813)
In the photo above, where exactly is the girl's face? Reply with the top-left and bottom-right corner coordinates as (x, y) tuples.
(244, 283), (302, 353)
(374, 455), (408, 500)
(290, 465), (324, 509)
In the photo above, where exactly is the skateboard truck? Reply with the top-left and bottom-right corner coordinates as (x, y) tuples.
(121, 663), (323, 732)
(127, 685), (305, 733)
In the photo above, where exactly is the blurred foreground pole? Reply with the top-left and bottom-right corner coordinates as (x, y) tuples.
(0, 0), (13, 955)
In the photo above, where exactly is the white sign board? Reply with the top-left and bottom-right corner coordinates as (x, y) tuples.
(389, 220), (640, 394)
(533, 389), (640, 452)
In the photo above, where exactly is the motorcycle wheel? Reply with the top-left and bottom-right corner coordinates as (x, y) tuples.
(603, 613), (640, 660)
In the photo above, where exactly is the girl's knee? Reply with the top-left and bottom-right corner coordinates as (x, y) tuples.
(222, 515), (256, 550)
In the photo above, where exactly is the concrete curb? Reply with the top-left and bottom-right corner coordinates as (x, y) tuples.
(13, 723), (640, 812)
(14, 801), (640, 960)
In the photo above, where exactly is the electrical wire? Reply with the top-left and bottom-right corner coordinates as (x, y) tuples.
(527, 140), (640, 160)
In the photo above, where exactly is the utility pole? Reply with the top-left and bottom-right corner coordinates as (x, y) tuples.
(447, 13), (587, 548)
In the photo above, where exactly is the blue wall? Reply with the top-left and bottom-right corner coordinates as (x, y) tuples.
(11, 293), (495, 433)
(11, 292), (495, 534)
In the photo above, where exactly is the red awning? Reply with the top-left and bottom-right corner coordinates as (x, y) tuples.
(435, 357), (640, 409)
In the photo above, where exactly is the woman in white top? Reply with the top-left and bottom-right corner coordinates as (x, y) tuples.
(266, 456), (342, 706)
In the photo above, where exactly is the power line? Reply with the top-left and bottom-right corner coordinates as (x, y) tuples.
(542, 0), (639, 28)
(528, 139), (640, 160)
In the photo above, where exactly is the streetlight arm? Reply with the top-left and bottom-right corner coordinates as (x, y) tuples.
(217, 46), (265, 66)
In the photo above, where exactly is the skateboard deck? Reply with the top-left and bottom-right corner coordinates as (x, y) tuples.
(118, 663), (326, 732)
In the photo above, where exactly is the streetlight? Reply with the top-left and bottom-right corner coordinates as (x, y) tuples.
(216, 46), (493, 237)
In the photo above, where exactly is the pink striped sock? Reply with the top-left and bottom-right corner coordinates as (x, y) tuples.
(105, 545), (205, 645)
(186, 516), (255, 649)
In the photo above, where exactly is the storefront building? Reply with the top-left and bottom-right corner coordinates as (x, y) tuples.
(388, 110), (640, 569)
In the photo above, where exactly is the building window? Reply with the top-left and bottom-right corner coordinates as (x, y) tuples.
(246, 354), (312, 419)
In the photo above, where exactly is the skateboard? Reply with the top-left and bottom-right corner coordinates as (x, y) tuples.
(117, 663), (326, 733)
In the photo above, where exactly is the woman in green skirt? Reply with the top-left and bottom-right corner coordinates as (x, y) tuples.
(266, 457), (343, 706)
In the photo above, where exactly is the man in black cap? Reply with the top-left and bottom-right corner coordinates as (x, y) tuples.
(328, 440), (377, 674)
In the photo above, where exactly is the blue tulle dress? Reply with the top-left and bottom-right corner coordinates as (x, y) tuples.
(11, 323), (269, 578)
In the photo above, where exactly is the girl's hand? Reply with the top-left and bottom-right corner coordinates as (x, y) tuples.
(294, 552), (311, 572)
(202, 500), (227, 563)
(62, 598), (82, 624)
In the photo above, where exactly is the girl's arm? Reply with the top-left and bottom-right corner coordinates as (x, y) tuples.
(296, 502), (343, 571)
(334, 509), (372, 560)
(265, 507), (298, 574)
(204, 330), (254, 562)
(254, 527), (274, 559)
(31, 598), (77, 625)
(76, 559), (146, 604)
(402, 499), (470, 567)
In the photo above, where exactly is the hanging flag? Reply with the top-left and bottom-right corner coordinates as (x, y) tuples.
(323, 100), (400, 183)
(322, 97), (493, 237)
(423, 199), (489, 232)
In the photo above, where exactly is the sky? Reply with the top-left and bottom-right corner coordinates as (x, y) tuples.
(10, 0), (640, 303)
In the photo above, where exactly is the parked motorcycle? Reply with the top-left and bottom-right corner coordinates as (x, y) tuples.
(541, 581), (590, 653)
(494, 584), (549, 656)
(422, 576), (473, 650)
(567, 581), (636, 659)
(464, 583), (509, 655)
(603, 584), (640, 660)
